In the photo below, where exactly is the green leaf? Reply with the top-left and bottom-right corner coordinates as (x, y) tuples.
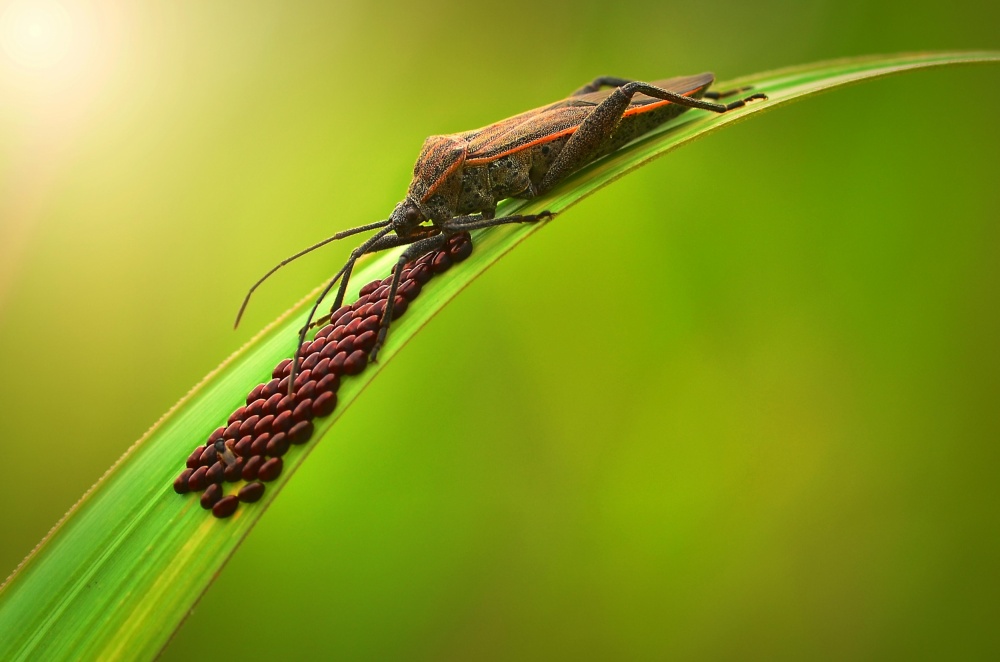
(1, 51), (997, 661)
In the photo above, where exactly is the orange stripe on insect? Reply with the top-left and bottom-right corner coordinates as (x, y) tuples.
(465, 127), (579, 166)
(420, 156), (466, 202)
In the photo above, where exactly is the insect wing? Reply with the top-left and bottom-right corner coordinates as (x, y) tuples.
(464, 73), (715, 163)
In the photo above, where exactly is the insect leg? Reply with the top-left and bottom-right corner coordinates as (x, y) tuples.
(571, 76), (635, 96)
(440, 211), (554, 232)
(703, 85), (755, 100)
(326, 228), (438, 318)
(297, 231), (431, 336)
(304, 230), (438, 331)
(289, 225), (399, 392)
(539, 82), (766, 194)
(369, 233), (450, 363)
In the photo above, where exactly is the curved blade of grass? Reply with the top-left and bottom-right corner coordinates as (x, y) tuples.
(1, 51), (997, 661)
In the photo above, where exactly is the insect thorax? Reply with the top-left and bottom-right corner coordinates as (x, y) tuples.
(408, 135), (468, 221)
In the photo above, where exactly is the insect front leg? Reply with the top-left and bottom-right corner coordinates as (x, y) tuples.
(538, 81), (766, 194)
(327, 227), (438, 317)
(291, 230), (429, 389)
(301, 232), (422, 332)
(369, 233), (451, 363)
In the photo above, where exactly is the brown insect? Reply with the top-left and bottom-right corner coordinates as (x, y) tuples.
(235, 74), (766, 384)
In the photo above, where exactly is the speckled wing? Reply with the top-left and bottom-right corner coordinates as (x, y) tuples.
(463, 74), (715, 163)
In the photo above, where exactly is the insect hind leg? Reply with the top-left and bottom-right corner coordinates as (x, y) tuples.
(539, 81), (766, 194)
(572, 76), (635, 96)
(704, 85), (755, 100)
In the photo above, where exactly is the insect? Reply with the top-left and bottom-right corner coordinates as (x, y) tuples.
(235, 74), (766, 386)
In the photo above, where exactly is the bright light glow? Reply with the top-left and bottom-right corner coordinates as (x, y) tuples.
(0, 0), (74, 70)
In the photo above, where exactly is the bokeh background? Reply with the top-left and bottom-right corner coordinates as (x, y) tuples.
(2, 0), (998, 659)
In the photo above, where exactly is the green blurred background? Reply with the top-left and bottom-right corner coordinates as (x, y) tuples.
(1, 0), (998, 659)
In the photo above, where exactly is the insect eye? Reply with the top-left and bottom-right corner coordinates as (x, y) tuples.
(404, 207), (421, 225)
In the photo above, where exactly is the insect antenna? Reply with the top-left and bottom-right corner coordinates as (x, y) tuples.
(287, 223), (396, 394)
(234, 219), (392, 329)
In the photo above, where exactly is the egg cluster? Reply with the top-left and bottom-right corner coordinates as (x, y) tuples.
(173, 232), (474, 517)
